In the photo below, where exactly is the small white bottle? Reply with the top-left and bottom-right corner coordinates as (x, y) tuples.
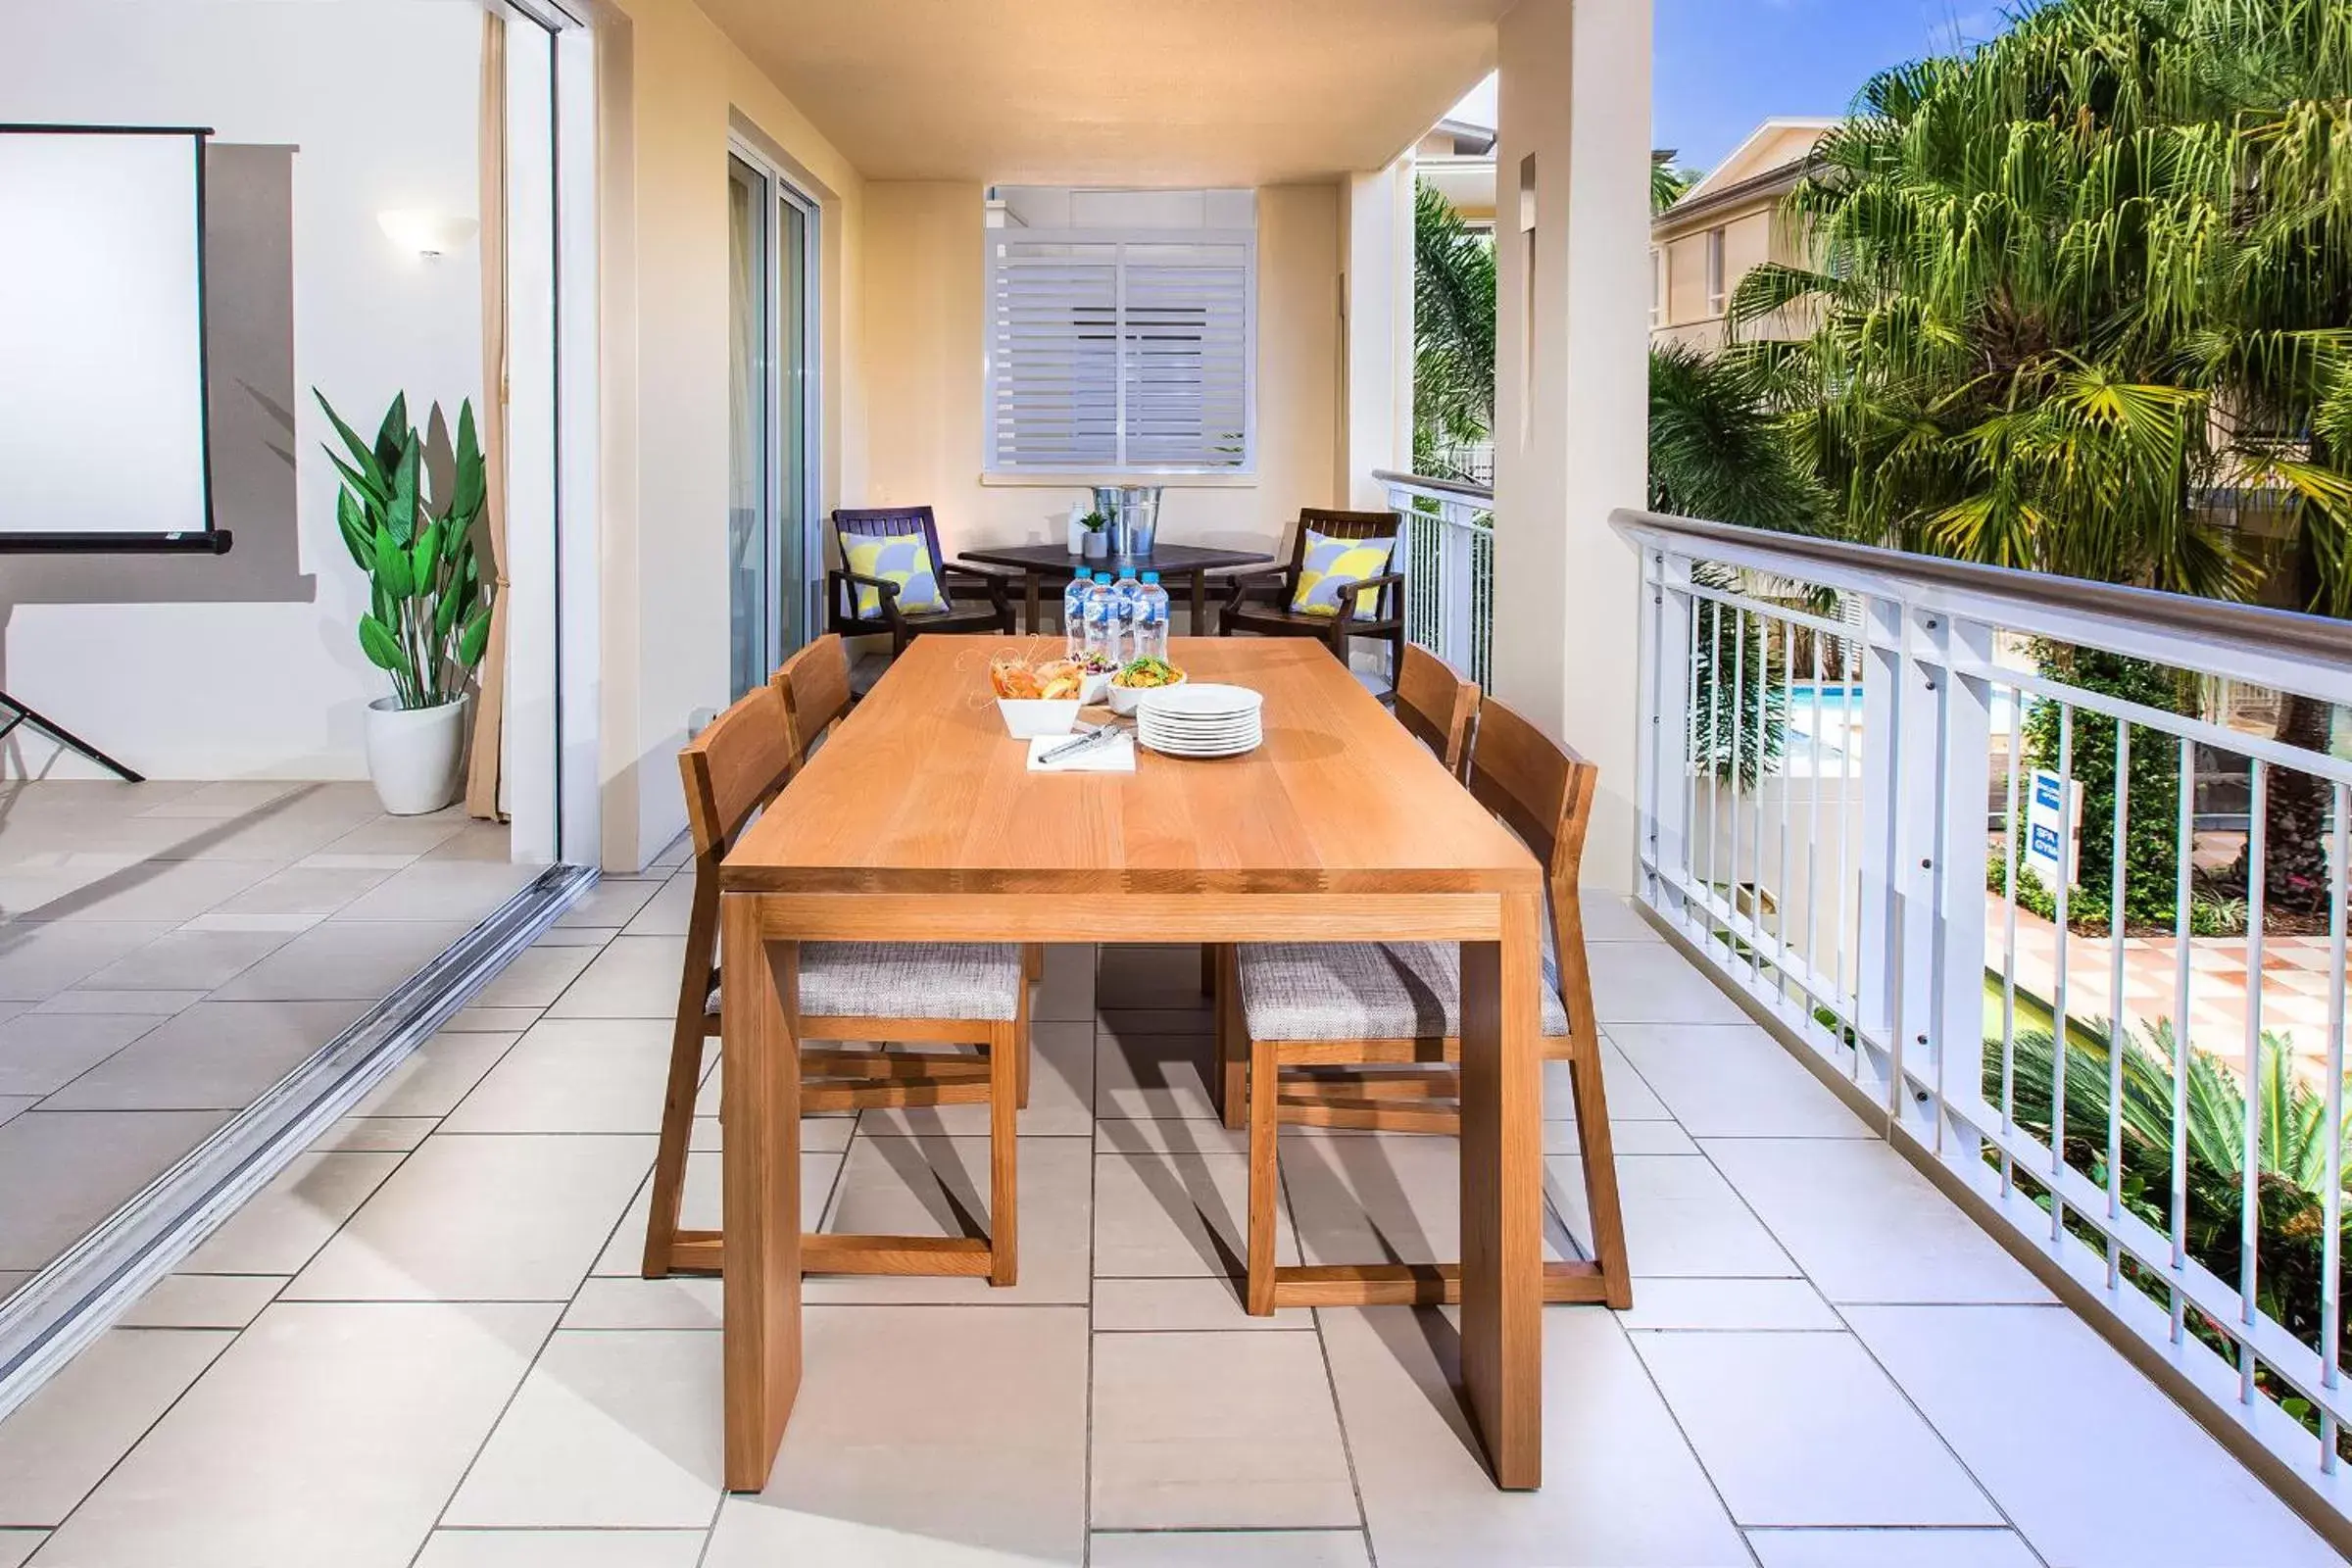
(1061, 570), (1094, 661)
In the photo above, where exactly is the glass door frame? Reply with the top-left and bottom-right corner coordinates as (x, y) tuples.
(725, 132), (822, 693)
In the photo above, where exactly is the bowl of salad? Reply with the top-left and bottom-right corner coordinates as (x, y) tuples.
(1107, 655), (1186, 715)
(1074, 647), (1120, 704)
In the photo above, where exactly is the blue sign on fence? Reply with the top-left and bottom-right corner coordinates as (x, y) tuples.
(2024, 768), (2079, 888)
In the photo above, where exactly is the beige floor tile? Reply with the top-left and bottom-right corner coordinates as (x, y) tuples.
(593, 1150), (840, 1278)
(336, 860), (538, 921)
(78, 927), (291, 991)
(1321, 1305), (1747, 1567)
(0, 1530), (39, 1568)
(469, 944), (600, 1009)
(0, 1327), (233, 1526)
(316, 1115), (440, 1152)
(0, 1012), (161, 1097)
(559, 1276), (722, 1331)
(1745, 1528), (2040, 1568)
(1091, 1330), (1355, 1530)
(445, 1330), (719, 1529)
(1634, 1330), (2000, 1526)
(1557, 1038), (1674, 1120)
(1580, 894), (1668, 944)
(703, 1305), (1087, 1566)
(41, 1000), (368, 1110)
(181, 1151), (404, 1275)
(133, 780), (309, 818)
(7, 858), (282, 925)
(349, 1031), (519, 1117)
(30, 989), (205, 1016)
(0, 1110), (234, 1272)
(621, 875), (693, 937)
(0, 1098), (29, 1128)
(29, 1301), (554, 1568)
(806, 1135), (1093, 1305)
(322, 812), (470, 858)
(1548, 1153), (1798, 1278)
(286, 1135), (652, 1302)
(1609, 1023), (1872, 1138)
(1033, 942), (1097, 1022)
(553, 876), (663, 931)
(207, 863), (392, 922)
(1091, 1533), (1371, 1567)
(1587, 941), (1752, 1025)
(1701, 1139), (2052, 1304)
(1096, 1116), (1248, 1156)
(859, 1019), (1095, 1138)
(1092, 1275), (1314, 1332)
(423, 821), (522, 863)
(545, 935), (684, 1018)
(1096, 1021), (1219, 1119)
(442, 1017), (673, 1134)
(117, 1273), (284, 1330)
(1846, 1303), (2343, 1567)
(440, 1005), (545, 1033)
(210, 920), (473, 1002)
(0, 924), (174, 1003)
(1615, 1277), (1843, 1332)
(1284, 1132), (1578, 1271)
(1092, 1149), (1298, 1279)
(414, 1531), (707, 1568)
(1544, 1114), (1699, 1155)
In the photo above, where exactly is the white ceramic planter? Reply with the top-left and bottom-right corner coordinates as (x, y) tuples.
(365, 694), (469, 815)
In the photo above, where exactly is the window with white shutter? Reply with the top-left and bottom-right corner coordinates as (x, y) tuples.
(985, 227), (1255, 474)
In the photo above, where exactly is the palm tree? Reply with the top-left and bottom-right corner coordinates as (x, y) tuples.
(1736, 0), (2352, 913)
(1411, 179), (1494, 479)
(1651, 155), (1700, 216)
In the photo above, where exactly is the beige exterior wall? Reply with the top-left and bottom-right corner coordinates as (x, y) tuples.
(593, 0), (867, 868)
(1653, 203), (1783, 352)
(859, 181), (1344, 569)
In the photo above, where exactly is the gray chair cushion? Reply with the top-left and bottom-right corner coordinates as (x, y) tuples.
(708, 943), (1022, 1023)
(1239, 940), (1569, 1042)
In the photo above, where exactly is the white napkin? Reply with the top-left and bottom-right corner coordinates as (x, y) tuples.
(1027, 732), (1136, 773)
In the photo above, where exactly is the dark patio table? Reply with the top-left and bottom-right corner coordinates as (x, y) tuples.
(956, 541), (1275, 635)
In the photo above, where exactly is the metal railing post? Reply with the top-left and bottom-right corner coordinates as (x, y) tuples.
(1441, 501), (1473, 676)
(1640, 547), (1695, 920)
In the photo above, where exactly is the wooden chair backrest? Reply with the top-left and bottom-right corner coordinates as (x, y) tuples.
(832, 505), (945, 578)
(1394, 645), (1478, 778)
(771, 635), (854, 764)
(1466, 697), (1600, 1037)
(1284, 507), (1401, 577)
(677, 683), (797, 863)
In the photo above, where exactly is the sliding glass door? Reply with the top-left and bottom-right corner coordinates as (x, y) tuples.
(726, 145), (818, 701)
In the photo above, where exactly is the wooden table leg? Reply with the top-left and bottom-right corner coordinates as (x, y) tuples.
(722, 896), (804, 1493)
(1457, 889), (1545, 1490)
(1023, 573), (1044, 634)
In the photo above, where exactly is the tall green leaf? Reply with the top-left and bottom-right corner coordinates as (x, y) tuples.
(357, 614), (406, 672)
(386, 442), (420, 548)
(371, 392), (410, 478)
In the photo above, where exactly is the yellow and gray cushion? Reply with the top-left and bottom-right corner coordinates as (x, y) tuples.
(707, 942), (1022, 1022)
(1290, 528), (1396, 617)
(843, 530), (950, 618)
(1238, 940), (1569, 1040)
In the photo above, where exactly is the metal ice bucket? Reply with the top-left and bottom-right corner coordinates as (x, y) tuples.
(1091, 485), (1162, 558)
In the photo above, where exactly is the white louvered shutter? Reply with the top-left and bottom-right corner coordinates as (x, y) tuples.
(986, 230), (1253, 473)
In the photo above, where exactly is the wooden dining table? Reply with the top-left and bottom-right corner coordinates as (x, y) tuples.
(716, 635), (1550, 1494)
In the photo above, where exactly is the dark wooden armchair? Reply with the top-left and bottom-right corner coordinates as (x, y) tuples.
(827, 506), (1015, 656)
(1218, 508), (1408, 687)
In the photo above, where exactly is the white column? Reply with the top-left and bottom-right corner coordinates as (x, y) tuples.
(1493, 0), (1652, 890)
(1340, 159), (1415, 510)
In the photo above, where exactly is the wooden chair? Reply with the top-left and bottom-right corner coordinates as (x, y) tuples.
(1220, 695), (1631, 1315)
(1218, 508), (1408, 689)
(1205, 645), (1476, 1089)
(641, 639), (1028, 1286)
(828, 506), (1015, 657)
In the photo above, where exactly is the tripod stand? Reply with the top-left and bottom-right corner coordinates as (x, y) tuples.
(0, 689), (142, 781)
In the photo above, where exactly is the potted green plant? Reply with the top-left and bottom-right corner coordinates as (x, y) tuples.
(316, 390), (494, 814)
(1080, 511), (1109, 561)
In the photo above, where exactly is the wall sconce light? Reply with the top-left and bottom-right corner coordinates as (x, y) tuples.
(377, 210), (479, 259)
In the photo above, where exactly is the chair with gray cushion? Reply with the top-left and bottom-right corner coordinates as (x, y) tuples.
(1217, 695), (1631, 1316)
(641, 635), (1029, 1287)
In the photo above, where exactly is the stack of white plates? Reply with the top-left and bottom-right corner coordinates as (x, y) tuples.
(1137, 683), (1264, 759)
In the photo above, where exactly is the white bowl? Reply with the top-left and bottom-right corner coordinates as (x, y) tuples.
(1106, 670), (1187, 716)
(997, 697), (1083, 739)
(1078, 670), (1113, 705)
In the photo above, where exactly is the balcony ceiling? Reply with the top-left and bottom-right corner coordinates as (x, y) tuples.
(695, 0), (1508, 184)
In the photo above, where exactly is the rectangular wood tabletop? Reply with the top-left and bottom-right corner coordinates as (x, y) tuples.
(717, 633), (1549, 1497)
(723, 636), (1540, 898)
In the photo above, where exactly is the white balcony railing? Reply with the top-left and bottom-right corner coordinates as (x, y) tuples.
(1616, 507), (2352, 1524)
(1377, 469), (1493, 689)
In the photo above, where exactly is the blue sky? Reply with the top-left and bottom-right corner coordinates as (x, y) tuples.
(1653, 0), (2014, 172)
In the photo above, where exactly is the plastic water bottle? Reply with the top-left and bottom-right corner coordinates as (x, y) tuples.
(1083, 573), (1120, 666)
(1137, 571), (1171, 662)
(1062, 570), (1095, 661)
(1109, 566), (1144, 665)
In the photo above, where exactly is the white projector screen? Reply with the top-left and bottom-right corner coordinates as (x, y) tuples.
(0, 127), (215, 545)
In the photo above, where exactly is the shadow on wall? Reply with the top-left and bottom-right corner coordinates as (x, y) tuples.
(1, 141), (314, 609)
